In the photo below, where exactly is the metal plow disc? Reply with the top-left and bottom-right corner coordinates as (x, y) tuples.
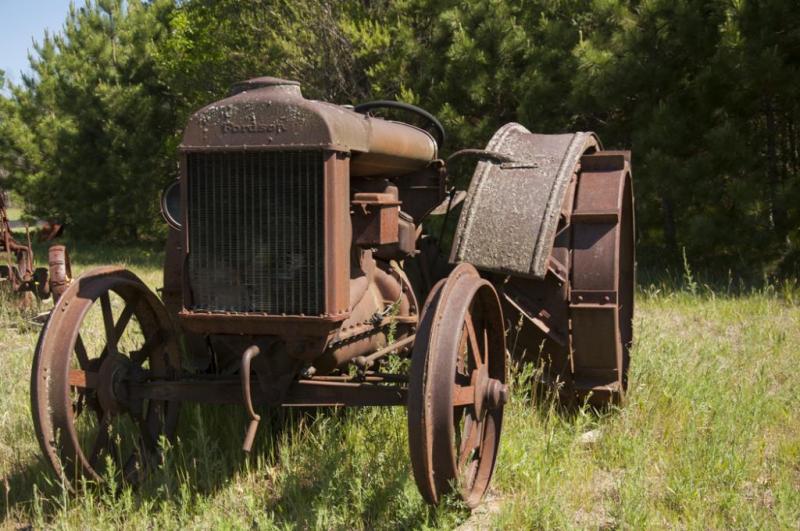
(452, 125), (635, 406)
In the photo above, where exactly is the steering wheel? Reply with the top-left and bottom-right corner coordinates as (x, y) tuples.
(354, 100), (446, 148)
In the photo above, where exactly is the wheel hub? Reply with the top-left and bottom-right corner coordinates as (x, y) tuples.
(485, 379), (508, 410)
(96, 352), (132, 415)
(471, 366), (507, 416)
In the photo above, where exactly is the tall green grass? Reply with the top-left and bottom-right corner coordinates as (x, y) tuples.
(1, 245), (799, 529)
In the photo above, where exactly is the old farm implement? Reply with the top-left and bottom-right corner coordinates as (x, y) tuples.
(0, 190), (70, 303)
(31, 77), (634, 506)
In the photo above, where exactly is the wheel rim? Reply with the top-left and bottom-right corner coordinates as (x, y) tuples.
(408, 263), (506, 507)
(569, 155), (635, 404)
(618, 173), (635, 390)
(31, 266), (180, 486)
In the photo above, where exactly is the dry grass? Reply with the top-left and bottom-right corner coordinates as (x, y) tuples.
(1, 242), (799, 529)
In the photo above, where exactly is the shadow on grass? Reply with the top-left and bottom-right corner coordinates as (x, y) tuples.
(26, 235), (165, 270)
(265, 407), (437, 529)
(3, 403), (441, 528)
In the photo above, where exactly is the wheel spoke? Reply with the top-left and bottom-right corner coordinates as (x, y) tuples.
(98, 299), (138, 358)
(74, 333), (91, 369)
(113, 300), (137, 343)
(458, 416), (482, 469)
(476, 415), (488, 458)
(465, 310), (483, 369)
(482, 324), (489, 367)
(453, 384), (475, 407)
(130, 330), (163, 366)
(73, 393), (86, 417)
(68, 369), (99, 389)
(456, 329), (469, 374)
(463, 458), (479, 490)
(99, 292), (118, 355)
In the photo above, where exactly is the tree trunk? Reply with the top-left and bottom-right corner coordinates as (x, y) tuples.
(764, 101), (787, 236)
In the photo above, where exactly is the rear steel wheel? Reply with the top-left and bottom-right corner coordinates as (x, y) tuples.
(408, 263), (507, 507)
(569, 152), (635, 404)
(31, 266), (180, 486)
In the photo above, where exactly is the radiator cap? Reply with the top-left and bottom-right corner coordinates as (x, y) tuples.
(229, 76), (302, 97)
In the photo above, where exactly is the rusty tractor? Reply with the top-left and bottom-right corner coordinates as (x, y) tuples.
(1, 189), (70, 304)
(31, 77), (633, 507)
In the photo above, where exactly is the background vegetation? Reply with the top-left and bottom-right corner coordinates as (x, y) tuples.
(1, 0), (799, 274)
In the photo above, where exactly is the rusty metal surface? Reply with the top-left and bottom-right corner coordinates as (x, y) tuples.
(569, 152), (634, 404)
(0, 190), (70, 301)
(177, 142), (418, 368)
(408, 263), (506, 508)
(395, 165), (447, 222)
(47, 244), (71, 301)
(28, 74), (636, 505)
(323, 152), (352, 316)
(491, 138), (635, 406)
(31, 266), (181, 486)
(450, 123), (599, 278)
(128, 377), (407, 407)
(178, 311), (345, 338)
(180, 77), (437, 176)
(1, 190), (70, 301)
(173, 79), (429, 366)
(240, 345), (262, 452)
(38, 221), (64, 241)
(1, 191), (35, 294)
(351, 192), (402, 246)
(178, 150), (352, 334)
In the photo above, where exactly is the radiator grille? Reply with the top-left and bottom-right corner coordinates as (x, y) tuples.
(186, 150), (325, 314)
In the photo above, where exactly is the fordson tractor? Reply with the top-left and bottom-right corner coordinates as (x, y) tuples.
(31, 77), (633, 507)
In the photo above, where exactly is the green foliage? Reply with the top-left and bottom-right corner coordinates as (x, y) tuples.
(153, 0), (374, 114)
(0, 0), (177, 240)
(1, 0), (799, 271)
(568, 0), (800, 274)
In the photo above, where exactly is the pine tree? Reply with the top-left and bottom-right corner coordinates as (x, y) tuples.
(1, 0), (799, 273)
(1, 0), (176, 240)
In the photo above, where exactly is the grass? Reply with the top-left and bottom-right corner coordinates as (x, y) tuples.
(1, 242), (799, 529)
(3, 208), (22, 222)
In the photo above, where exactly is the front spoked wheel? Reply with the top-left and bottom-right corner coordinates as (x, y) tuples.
(408, 263), (507, 507)
(31, 266), (180, 487)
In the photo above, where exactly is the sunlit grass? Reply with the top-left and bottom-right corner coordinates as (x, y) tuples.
(1, 245), (799, 529)
(3, 208), (22, 222)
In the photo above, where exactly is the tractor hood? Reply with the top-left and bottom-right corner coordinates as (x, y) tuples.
(180, 77), (438, 176)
